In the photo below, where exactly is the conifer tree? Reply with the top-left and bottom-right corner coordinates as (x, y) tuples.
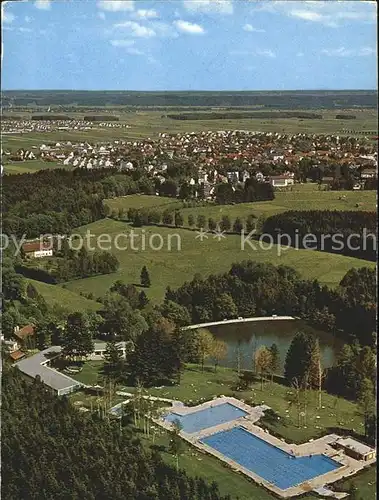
(284, 332), (314, 387)
(140, 266), (151, 288)
(268, 343), (280, 383)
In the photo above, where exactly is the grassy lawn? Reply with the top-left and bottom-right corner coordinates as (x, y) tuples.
(63, 219), (375, 302)
(67, 362), (364, 445)
(127, 365), (365, 444)
(106, 194), (182, 213)
(3, 159), (66, 175)
(332, 466), (376, 500)
(105, 188), (376, 226)
(28, 279), (101, 313)
(69, 360), (105, 385)
(69, 389), (125, 411)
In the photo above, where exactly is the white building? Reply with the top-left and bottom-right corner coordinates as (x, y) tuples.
(22, 241), (53, 259)
(89, 341), (131, 361)
(269, 176), (295, 187)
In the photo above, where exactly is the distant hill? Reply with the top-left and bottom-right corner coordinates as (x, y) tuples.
(2, 90), (377, 109)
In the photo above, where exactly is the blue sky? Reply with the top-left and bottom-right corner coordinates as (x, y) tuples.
(2, 0), (377, 90)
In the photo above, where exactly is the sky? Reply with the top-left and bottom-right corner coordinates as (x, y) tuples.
(1, 0), (377, 91)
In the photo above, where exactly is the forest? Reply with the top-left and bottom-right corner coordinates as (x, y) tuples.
(1, 367), (231, 500)
(166, 262), (376, 347)
(166, 111), (323, 120)
(261, 210), (377, 261)
(2, 89), (377, 108)
(1, 168), (155, 238)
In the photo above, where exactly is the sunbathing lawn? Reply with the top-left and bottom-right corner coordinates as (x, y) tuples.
(75, 361), (364, 445)
(68, 361), (371, 500)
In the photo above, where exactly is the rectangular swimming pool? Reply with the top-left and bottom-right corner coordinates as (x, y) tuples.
(164, 402), (248, 433)
(201, 427), (341, 490)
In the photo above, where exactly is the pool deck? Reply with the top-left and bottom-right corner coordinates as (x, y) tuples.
(156, 396), (376, 498)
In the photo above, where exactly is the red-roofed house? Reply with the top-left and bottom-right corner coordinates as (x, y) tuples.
(22, 240), (53, 258)
(14, 324), (35, 341)
(9, 350), (26, 362)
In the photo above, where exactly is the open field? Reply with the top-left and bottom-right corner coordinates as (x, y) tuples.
(28, 279), (101, 313)
(2, 107), (378, 152)
(61, 218), (375, 302)
(105, 186), (376, 224)
(3, 159), (65, 175)
(107, 194), (182, 212)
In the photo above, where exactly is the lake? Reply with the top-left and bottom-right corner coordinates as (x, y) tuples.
(207, 319), (342, 373)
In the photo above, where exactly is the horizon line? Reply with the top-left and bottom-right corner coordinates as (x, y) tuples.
(1, 88), (377, 93)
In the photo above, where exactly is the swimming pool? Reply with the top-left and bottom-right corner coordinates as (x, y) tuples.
(201, 427), (341, 489)
(164, 402), (248, 433)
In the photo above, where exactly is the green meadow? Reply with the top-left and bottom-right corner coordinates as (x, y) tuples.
(105, 186), (376, 224)
(28, 279), (101, 313)
(61, 218), (375, 302)
(3, 160), (65, 175)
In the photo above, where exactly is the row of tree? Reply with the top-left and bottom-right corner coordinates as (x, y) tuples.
(126, 207), (259, 233)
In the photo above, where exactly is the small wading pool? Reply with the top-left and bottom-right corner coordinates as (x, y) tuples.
(201, 426), (341, 490)
(164, 402), (248, 433)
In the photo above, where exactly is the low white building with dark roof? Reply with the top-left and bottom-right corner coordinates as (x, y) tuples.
(15, 346), (82, 396)
(335, 437), (376, 462)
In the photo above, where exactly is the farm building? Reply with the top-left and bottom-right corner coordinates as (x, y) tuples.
(13, 324), (35, 347)
(22, 240), (53, 258)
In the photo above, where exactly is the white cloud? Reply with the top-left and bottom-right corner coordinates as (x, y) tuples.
(253, 1), (376, 27)
(125, 47), (144, 55)
(110, 39), (135, 47)
(19, 27), (33, 33)
(321, 46), (376, 57)
(230, 48), (276, 58)
(113, 20), (156, 37)
(98, 12), (106, 20)
(183, 0), (233, 15)
(134, 9), (158, 19)
(25, 16), (33, 23)
(256, 49), (276, 58)
(290, 10), (324, 22)
(174, 20), (205, 34)
(3, 10), (15, 24)
(297, 52), (304, 57)
(243, 24), (265, 33)
(97, 1), (134, 12)
(151, 21), (178, 39)
(35, 0), (51, 10)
